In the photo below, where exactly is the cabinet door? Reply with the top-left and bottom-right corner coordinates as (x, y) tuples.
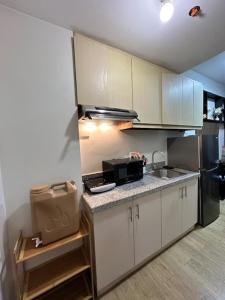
(134, 192), (161, 265)
(181, 77), (194, 125)
(182, 179), (198, 232)
(193, 81), (203, 126)
(162, 185), (182, 247)
(162, 74), (182, 125)
(74, 34), (132, 109)
(93, 202), (134, 291)
(132, 57), (162, 124)
(107, 47), (132, 109)
(74, 34), (108, 106)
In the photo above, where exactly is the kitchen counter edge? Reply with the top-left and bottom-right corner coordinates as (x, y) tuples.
(82, 171), (200, 214)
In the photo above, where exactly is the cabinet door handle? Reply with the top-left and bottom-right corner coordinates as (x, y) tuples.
(129, 207), (133, 222)
(185, 186), (187, 197)
(136, 204), (140, 219)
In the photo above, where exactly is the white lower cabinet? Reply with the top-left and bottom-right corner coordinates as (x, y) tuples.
(162, 184), (183, 247)
(182, 179), (198, 232)
(162, 178), (198, 247)
(93, 192), (161, 292)
(93, 202), (134, 292)
(134, 192), (161, 265)
(93, 178), (198, 293)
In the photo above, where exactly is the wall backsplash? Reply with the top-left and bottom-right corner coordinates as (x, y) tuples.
(79, 122), (183, 174)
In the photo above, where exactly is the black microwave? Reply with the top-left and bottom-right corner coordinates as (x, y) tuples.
(102, 158), (143, 186)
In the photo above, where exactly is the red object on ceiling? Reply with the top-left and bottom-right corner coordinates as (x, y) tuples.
(189, 6), (201, 17)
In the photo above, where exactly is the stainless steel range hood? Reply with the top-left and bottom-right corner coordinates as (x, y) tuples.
(78, 105), (140, 122)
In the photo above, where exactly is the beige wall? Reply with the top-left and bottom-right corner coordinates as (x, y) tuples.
(79, 121), (182, 174)
(183, 70), (225, 98)
(0, 5), (82, 299)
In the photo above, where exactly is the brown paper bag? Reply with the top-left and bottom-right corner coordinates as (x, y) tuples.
(31, 181), (80, 245)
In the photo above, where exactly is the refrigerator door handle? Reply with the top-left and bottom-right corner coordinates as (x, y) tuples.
(201, 166), (218, 173)
(185, 186), (187, 197)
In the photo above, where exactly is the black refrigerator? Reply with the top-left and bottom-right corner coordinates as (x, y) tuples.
(167, 123), (221, 227)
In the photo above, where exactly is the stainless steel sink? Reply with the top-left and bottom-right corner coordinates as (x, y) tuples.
(149, 169), (185, 179)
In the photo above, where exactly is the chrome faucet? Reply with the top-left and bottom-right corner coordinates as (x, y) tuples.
(152, 151), (164, 170)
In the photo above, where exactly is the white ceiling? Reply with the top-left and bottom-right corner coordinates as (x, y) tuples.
(1, 0), (225, 73)
(193, 51), (225, 85)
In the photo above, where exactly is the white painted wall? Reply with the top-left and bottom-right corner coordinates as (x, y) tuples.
(183, 70), (225, 97)
(0, 5), (82, 299)
(79, 123), (182, 174)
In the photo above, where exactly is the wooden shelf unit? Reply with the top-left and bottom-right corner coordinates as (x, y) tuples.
(37, 273), (92, 300)
(16, 221), (89, 263)
(13, 214), (95, 300)
(23, 247), (90, 300)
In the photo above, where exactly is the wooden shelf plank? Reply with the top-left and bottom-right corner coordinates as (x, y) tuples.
(23, 248), (90, 300)
(17, 221), (88, 263)
(37, 274), (92, 300)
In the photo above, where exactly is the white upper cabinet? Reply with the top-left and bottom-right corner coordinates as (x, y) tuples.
(74, 33), (107, 107)
(193, 81), (203, 126)
(74, 33), (203, 127)
(74, 33), (132, 109)
(107, 47), (133, 109)
(162, 74), (182, 125)
(181, 77), (194, 126)
(132, 57), (162, 124)
(162, 74), (203, 127)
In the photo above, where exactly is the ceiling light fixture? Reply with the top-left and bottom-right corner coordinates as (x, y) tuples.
(160, 0), (174, 23)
